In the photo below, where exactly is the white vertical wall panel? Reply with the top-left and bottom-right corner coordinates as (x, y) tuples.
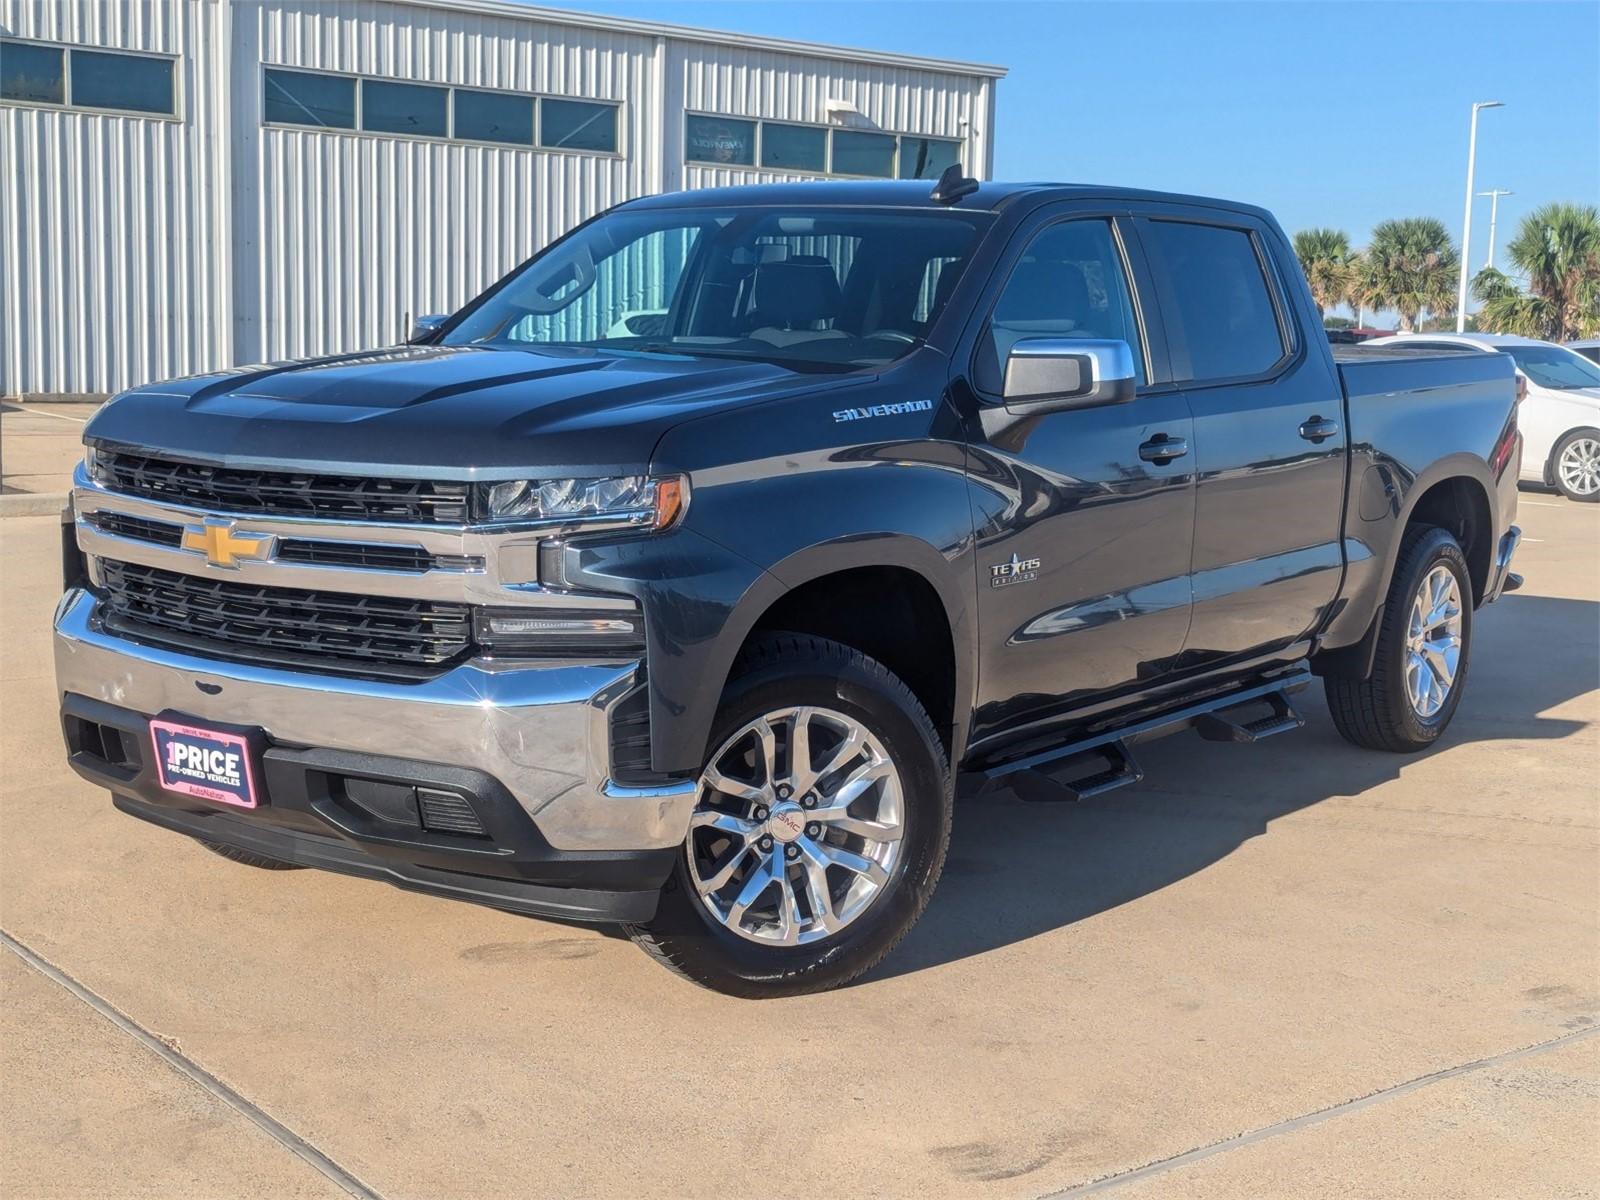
(236, 0), (657, 363)
(1, 0), (229, 395)
(676, 44), (987, 194)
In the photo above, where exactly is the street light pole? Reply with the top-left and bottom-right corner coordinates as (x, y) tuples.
(1477, 188), (1513, 269)
(1456, 100), (1504, 332)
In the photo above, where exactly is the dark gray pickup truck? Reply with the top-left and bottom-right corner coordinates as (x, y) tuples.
(56, 174), (1522, 996)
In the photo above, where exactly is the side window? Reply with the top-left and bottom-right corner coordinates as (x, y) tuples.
(1146, 220), (1287, 382)
(975, 219), (1146, 393)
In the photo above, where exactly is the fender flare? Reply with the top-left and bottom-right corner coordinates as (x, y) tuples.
(703, 531), (977, 764)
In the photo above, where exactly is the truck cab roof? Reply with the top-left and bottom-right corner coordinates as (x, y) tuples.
(618, 179), (1278, 223)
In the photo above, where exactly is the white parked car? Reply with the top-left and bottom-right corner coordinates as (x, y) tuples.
(1567, 339), (1600, 366)
(1366, 333), (1600, 502)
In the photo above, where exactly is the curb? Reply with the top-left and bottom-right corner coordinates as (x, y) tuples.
(0, 492), (67, 518)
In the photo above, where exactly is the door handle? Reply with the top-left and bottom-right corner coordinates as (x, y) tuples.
(1299, 416), (1341, 443)
(1139, 435), (1189, 463)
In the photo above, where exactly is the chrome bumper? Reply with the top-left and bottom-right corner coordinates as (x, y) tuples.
(53, 590), (696, 851)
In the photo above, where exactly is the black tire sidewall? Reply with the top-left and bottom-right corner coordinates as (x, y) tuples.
(1380, 530), (1474, 746)
(645, 639), (950, 994)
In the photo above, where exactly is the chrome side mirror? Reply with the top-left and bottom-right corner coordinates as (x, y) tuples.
(408, 313), (449, 344)
(1002, 338), (1137, 413)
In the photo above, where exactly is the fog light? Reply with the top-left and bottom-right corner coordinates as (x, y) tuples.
(473, 607), (644, 656)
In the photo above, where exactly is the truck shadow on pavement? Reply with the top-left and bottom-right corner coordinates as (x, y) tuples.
(872, 592), (1597, 982)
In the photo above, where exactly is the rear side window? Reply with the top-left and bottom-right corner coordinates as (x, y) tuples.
(1148, 220), (1287, 382)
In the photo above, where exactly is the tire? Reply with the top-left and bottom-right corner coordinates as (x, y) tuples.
(1325, 525), (1473, 753)
(1550, 428), (1600, 502)
(201, 841), (305, 870)
(625, 633), (952, 998)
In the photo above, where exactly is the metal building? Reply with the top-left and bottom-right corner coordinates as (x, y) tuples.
(0, 0), (1004, 397)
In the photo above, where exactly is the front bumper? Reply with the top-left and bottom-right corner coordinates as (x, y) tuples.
(54, 589), (698, 920)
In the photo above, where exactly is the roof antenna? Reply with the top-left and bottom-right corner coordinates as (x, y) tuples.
(929, 163), (979, 204)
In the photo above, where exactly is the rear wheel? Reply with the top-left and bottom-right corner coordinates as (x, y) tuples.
(1551, 428), (1600, 502)
(1325, 525), (1473, 753)
(625, 633), (951, 998)
(202, 841), (304, 870)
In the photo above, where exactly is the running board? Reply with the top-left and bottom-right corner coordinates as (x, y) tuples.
(1193, 691), (1303, 744)
(974, 665), (1313, 802)
(1002, 741), (1144, 804)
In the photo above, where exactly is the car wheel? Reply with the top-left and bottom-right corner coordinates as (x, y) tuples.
(1325, 525), (1473, 753)
(202, 841), (305, 870)
(625, 633), (951, 998)
(1551, 428), (1600, 502)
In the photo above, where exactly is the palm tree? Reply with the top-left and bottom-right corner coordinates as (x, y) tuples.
(1293, 228), (1353, 317)
(1364, 218), (1459, 332)
(1473, 203), (1600, 339)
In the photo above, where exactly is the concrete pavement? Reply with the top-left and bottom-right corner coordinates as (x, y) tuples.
(2, 496), (1596, 1198)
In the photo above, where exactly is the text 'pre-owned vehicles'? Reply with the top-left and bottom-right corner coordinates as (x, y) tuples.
(1365, 333), (1600, 502)
(56, 173), (1523, 996)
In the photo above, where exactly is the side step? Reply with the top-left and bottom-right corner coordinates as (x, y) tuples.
(1193, 691), (1303, 744)
(973, 665), (1312, 803)
(1001, 741), (1143, 804)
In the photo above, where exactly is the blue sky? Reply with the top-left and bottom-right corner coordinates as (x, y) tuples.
(535, 0), (1598, 295)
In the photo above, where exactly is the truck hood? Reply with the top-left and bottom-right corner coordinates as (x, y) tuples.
(85, 344), (861, 478)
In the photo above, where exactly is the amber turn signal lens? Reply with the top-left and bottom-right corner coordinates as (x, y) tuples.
(654, 476), (688, 529)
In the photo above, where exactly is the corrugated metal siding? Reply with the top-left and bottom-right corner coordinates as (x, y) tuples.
(0, 0), (229, 396)
(236, 0), (657, 363)
(676, 44), (987, 193)
(4, 0), (998, 394)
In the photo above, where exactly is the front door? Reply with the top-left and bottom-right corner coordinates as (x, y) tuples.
(1138, 212), (1348, 665)
(963, 212), (1196, 745)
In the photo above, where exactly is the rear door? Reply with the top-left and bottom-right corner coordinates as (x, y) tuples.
(960, 204), (1196, 744)
(1137, 207), (1348, 666)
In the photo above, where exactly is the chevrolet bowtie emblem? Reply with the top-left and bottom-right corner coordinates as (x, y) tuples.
(180, 519), (274, 569)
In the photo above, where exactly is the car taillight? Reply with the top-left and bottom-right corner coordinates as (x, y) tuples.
(1490, 408), (1520, 477)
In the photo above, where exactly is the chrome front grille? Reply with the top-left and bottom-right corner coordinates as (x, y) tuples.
(97, 559), (474, 677)
(95, 450), (472, 524)
(86, 510), (480, 576)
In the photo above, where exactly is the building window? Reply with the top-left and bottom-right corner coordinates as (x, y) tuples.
(69, 48), (174, 115)
(541, 98), (618, 153)
(261, 68), (617, 155)
(899, 136), (961, 181)
(0, 41), (64, 105)
(686, 114), (756, 166)
(454, 88), (533, 145)
(1, 39), (177, 116)
(830, 129), (896, 178)
(361, 78), (448, 138)
(760, 122), (826, 172)
(263, 68), (355, 129)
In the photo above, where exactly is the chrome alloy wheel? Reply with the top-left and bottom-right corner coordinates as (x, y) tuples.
(687, 706), (905, 946)
(1558, 435), (1600, 497)
(1405, 565), (1464, 719)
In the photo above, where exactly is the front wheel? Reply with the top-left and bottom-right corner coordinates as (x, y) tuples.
(1325, 525), (1473, 753)
(1551, 428), (1600, 502)
(625, 634), (951, 998)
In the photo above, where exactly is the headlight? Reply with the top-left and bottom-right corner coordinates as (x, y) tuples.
(474, 474), (687, 530)
(83, 444), (109, 484)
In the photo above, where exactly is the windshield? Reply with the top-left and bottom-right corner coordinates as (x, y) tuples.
(1506, 344), (1600, 390)
(442, 206), (991, 370)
